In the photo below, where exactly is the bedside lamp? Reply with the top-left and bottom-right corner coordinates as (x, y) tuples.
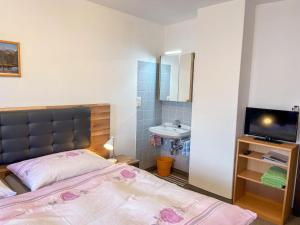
(104, 137), (117, 164)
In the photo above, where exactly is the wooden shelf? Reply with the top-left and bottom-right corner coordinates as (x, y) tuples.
(233, 136), (298, 225)
(237, 170), (262, 184)
(238, 136), (297, 152)
(239, 151), (288, 169)
(237, 170), (285, 191)
(235, 192), (283, 225)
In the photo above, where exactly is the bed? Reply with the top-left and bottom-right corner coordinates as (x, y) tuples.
(0, 105), (256, 225)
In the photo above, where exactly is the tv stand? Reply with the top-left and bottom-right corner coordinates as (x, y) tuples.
(233, 136), (298, 225)
(254, 137), (283, 144)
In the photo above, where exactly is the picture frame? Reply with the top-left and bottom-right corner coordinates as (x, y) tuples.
(0, 40), (21, 77)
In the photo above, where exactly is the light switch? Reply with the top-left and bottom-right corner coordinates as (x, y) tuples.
(136, 97), (142, 108)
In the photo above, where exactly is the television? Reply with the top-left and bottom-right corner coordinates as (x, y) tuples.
(244, 107), (299, 143)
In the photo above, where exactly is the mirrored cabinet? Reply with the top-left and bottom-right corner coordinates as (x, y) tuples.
(159, 53), (195, 102)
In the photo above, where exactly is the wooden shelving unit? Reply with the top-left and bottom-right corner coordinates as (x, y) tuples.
(237, 170), (285, 191)
(233, 136), (298, 225)
(239, 151), (288, 169)
(236, 192), (283, 225)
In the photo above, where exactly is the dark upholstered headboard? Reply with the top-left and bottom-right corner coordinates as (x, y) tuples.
(0, 107), (90, 164)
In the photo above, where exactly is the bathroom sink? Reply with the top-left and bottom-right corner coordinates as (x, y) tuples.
(149, 123), (191, 139)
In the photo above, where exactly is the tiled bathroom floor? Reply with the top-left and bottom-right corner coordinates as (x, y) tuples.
(152, 171), (188, 187)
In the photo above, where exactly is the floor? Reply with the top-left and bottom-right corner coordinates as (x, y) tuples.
(253, 217), (300, 225)
(153, 171), (188, 187)
(152, 170), (300, 225)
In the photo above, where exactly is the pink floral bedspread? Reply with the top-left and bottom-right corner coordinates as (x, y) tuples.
(0, 164), (256, 225)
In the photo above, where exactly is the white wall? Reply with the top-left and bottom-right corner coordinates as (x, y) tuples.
(163, 1), (247, 198)
(248, 0), (300, 112)
(161, 19), (197, 173)
(164, 18), (198, 54)
(235, 0), (256, 138)
(0, 0), (164, 157)
(163, 0), (300, 199)
(189, 0), (246, 199)
(164, 20), (197, 102)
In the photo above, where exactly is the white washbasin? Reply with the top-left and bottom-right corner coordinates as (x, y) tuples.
(149, 123), (191, 139)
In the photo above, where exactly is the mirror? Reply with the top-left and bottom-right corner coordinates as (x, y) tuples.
(159, 53), (195, 102)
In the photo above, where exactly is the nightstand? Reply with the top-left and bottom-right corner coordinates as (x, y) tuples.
(116, 155), (140, 168)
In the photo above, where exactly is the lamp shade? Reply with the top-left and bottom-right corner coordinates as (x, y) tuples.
(104, 137), (114, 151)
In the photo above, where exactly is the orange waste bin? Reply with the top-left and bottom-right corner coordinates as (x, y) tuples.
(157, 156), (174, 177)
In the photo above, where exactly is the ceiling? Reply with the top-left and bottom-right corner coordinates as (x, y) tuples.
(89, 0), (231, 25)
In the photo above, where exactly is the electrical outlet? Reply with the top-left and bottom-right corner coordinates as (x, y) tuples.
(136, 97), (142, 107)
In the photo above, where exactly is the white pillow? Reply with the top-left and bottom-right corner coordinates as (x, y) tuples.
(0, 180), (16, 199)
(7, 149), (113, 191)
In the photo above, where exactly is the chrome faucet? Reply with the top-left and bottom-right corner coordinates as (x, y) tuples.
(174, 120), (181, 128)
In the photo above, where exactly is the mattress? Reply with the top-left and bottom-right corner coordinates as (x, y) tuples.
(0, 164), (256, 225)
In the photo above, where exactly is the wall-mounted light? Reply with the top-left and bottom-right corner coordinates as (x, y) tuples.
(164, 50), (182, 55)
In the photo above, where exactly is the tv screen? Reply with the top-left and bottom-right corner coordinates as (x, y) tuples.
(244, 107), (299, 143)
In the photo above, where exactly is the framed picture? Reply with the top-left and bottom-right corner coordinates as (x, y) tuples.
(0, 40), (21, 77)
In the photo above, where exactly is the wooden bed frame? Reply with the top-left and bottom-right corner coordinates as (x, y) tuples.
(0, 103), (110, 178)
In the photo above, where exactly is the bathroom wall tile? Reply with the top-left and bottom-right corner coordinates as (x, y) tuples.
(158, 101), (192, 172)
(161, 101), (192, 126)
(160, 64), (171, 75)
(138, 90), (147, 99)
(160, 149), (190, 172)
(137, 112), (143, 121)
(138, 61), (157, 74)
(138, 72), (149, 83)
(136, 61), (162, 169)
(137, 61), (193, 171)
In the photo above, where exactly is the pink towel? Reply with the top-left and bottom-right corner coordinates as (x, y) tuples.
(150, 135), (162, 147)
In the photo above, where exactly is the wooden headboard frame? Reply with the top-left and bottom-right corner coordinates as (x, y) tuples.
(0, 103), (110, 178)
